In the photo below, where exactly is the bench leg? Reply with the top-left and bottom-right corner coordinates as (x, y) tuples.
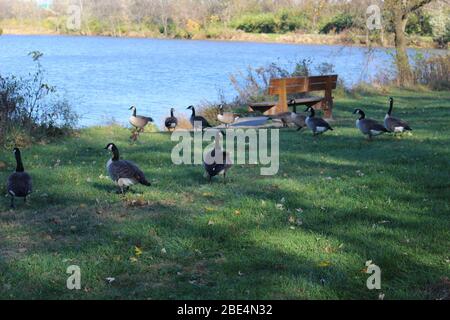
(324, 100), (333, 119)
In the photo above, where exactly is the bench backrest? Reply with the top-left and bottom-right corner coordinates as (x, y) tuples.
(269, 75), (338, 96)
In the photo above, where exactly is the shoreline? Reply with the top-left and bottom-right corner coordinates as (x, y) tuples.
(1, 28), (444, 50)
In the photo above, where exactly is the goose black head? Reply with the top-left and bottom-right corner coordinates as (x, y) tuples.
(353, 109), (366, 119)
(129, 106), (136, 111)
(305, 106), (315, 117)
(105, 143), (119, 160)
(104, 143), (117, 151)
(13, 148), (20, 155)
(186, 105), (194, 110)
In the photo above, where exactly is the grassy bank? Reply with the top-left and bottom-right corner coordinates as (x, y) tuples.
(0, 88), (449, 300)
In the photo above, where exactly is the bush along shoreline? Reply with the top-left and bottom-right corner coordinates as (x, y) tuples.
(0, 51), (78, 148)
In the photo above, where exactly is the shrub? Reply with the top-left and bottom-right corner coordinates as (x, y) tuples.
(434, 22), (450, 48)
(406, 11), (433, 36)
(413, 53), (450, 90)
(232, 13), (278, 33)
(0, 51), (78, 147)
(320, 13), (354, 34)
(231, 11), (309, 34)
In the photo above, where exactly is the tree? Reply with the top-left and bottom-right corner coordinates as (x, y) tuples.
(384, 0), (434, 86)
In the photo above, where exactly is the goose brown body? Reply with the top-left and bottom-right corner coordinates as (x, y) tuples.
(187, 106), (212, 130)
(354, 109), (388, 139)
(384, 98), (412, 133)
(204, 132), (232, 182)
(165, 108), (178, 131)
(217, 105), (237, 127)
(129, 106), (153, 130)
(105, 143), (151, 193)
(305, 107), (333, 135)
(7, 148), (32, 208)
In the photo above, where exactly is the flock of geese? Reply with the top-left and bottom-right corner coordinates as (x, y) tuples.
(6, 97), (411, 209)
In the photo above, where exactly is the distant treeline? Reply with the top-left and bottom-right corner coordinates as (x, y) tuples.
(0, 0), (449, 47)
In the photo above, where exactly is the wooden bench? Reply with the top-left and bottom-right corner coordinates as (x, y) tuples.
(248, 75), (338, 119)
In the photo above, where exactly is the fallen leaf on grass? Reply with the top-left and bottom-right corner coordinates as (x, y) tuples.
(130, 257), (138, 263)
(208, 220), (215, 226)
(134, 246), (143, 257)
(356, 170), (365, 177)
(202, 192), (214, 198)
(318, 261), (332, 268)
(161, 248), (167, 255)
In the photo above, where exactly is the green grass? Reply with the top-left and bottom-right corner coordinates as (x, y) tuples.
(0, 89), (449, 300)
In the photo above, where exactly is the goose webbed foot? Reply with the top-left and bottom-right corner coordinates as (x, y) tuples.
(116, 187), (129, 195)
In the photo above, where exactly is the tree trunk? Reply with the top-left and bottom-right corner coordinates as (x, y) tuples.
(393, 12), (413, 86)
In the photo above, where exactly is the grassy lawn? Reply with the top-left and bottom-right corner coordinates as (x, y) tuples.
(0, 89), (449, 300)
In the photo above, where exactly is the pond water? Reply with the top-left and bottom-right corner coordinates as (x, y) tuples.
(0, 35), (436, 127)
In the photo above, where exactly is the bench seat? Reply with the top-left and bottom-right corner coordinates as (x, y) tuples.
(248, 75), (338, 118)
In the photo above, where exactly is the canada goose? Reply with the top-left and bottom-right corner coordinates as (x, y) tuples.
(353, 109), (388, 140)
(385, 97), (412, 133)
(204, 131), (232, 183)
(305, 107), (333, 136)
(104, 143), (151, 194)
(269, 112), (294, 128)
(7, 148), (32, 209)
(217, 105), (238, 128)
(187, 106), (212, 131)
(291, 112), (307, 131)
(165, 108), (178, 132)
(129, 106), (154, 131)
